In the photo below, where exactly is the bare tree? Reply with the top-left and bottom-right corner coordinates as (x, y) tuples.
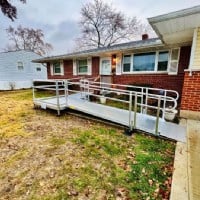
(0, 0), (26, 21)
(76, 0), (147, 50)
(5, 25), (53, 56)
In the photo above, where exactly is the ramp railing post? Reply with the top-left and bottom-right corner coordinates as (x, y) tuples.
(65, 80), (68, 106)
(84, 79), (86, 99)
(87, 80), (90, 101)
(80, 78), (83, 99)
(141, 88), (143, 113)
(145, 88), (148, 114)
(155, 96), (161, 135)
(129, 92), (133, 130)
(32, 82), (35, 99)
(56, 81), (60, 115)
(134, 92), (137, 129)
(162, 90), (167, 119)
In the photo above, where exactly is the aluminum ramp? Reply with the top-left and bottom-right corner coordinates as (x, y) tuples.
(33, 79), (187, 142)
(33, 93), (186, 142)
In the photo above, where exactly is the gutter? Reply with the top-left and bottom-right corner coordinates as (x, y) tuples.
(32, 40), (163, 63)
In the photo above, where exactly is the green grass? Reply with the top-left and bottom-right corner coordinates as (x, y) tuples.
(70, 126), (175, 199)
(0, 90), (176, 200)
(128, 134), (175, 199)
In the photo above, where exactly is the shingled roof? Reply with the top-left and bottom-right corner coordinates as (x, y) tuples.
(33, 38), (163, 63)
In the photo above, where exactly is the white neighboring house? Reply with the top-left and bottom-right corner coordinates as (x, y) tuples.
(0, 50), (47, 90)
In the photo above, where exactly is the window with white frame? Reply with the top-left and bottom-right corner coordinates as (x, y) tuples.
(122, 55), (131, 72)
(17, 61), (24, 70)
(133, 52), (156, 71)
(168, 48), (180, 74)
(77, 59), (88, 74)
(157, 51), (169, 71)
(53, 62), (61, 74)
(122, 50), (175, 73)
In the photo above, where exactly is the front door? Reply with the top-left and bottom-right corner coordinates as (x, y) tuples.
(100, 57), (111, 75)
(100, 57), (112, 87)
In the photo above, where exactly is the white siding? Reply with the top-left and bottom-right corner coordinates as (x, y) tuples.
(0, 50), (47, 90)
(193, 28), (200, 69)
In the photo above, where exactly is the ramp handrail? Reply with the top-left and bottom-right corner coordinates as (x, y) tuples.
(67, 79), (178, 135)
(33, 78), (179, 135)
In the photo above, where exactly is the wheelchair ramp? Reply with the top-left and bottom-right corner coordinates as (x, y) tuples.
(33, 79), (186, 142)
(67, 94), (186, 142)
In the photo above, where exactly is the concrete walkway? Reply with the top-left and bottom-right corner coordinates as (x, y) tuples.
(170, 119), (200, 200)
(187, 120), (200, 200)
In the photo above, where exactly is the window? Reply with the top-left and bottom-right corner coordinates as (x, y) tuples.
(122, 50), (171, 73)
(17, 62), (23, 70)
(123, 55), (131, 72)
(157, 51), (169, 71)
(133, 52), (156, 71)
(36, 67), (41, 72)
(51, 61), (64, 76)
(171, 49), (179, 60)
(168, 48), (180, 74)
(78, 59), (88, 74)
(53, 62), (61, 74)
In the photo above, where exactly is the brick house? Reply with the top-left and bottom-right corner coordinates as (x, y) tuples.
(33, 6), (200, 120)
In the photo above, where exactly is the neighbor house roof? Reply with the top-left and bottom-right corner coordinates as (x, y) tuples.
(0, 49), (41, 55)
(33, 38), (163, 63)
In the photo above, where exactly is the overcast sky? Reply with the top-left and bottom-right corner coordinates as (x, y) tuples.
(0, 0), (200, 55)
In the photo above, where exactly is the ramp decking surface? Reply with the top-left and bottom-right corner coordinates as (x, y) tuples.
(33, 94), (186, 142)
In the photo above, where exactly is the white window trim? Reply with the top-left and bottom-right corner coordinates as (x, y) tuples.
(51, 61), (64, 76)
(157, 50), (171, 72)
(122, 54), (132, 73)
(77, 58), (88, 75)
(122, 50), (172, 74)
(168, 48), (180, 75)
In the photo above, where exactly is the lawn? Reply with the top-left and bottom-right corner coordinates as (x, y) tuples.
(0, 90), (175, 200)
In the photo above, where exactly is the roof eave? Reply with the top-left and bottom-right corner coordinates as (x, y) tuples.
(148, 5), (200, 24)
(32, 41), (163, 63)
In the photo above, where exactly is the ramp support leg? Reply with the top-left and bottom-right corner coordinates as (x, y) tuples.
(56, 81), (61, 116)
(128, 92), (133, 131)
(155, 96), (161, 135)
(134, 93), (137, 129)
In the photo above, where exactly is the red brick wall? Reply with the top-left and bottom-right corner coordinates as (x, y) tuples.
(47, 46), (191, 103)
(47, 62), (51, 77)
(47, 60), (74, 79)
(63, 60), (73, 78)
(181, 71), (200, 111)
(92, 57), (100, 77)
(113, 46), (191, 101)
(47, 57), (100, 79)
